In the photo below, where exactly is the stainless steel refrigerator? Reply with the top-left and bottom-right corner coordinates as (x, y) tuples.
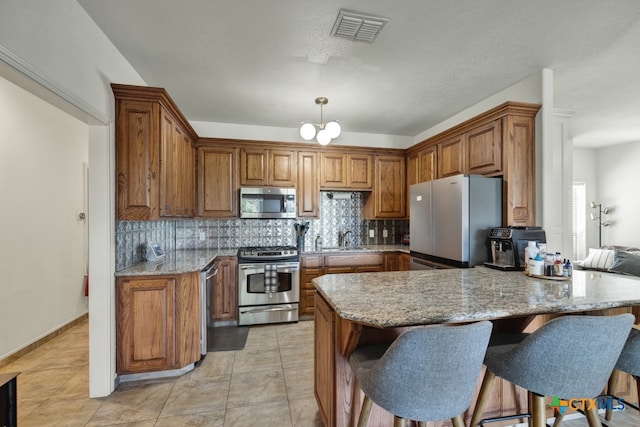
(409, 174), (502, 268)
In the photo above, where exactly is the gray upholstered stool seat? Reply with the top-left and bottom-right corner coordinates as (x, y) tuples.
(470, 314), (635, 427)
(349, 321), (492, 427)
(605, 327), (640, 420)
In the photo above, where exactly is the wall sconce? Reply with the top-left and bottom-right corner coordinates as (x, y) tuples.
(590, 201), (612, 247)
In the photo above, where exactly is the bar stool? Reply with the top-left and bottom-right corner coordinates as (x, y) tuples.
(349, 321), (492, 427)
(470, 314), (635, 427)
(605, 328), (640, 421)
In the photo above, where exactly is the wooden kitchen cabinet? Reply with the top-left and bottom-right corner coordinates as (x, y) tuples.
(211, 256), (238, 322)
(407, 102), (540, 226)
(399, 252), (411, 271)
(384, 252), (411, 271)
(320, 152), (347, 188)
(297, 151), (319, 217)
(408, 146), (438, 186)
(300, 253), (385, 315)
(466, 119), (502, 175)
(364, 154), (406, 219)
(113, 84), (196, 220)
(240, 148), (297, 187)
(300, 255), (324, 316)
(197, 146), (238, 218)
(116, 272), (200, 374)
(437, 134), (465, 178)
(160, 109), (196, 217)
(320, 153), (372, 189)
(314, 293), (335, 427)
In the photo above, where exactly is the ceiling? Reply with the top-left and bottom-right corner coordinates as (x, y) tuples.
(78, 0), (640, 148)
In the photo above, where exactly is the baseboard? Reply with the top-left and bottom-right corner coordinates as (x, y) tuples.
(0, 313), (88, 369)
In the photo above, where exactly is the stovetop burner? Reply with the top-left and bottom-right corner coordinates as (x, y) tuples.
(237, 246), (299, 262)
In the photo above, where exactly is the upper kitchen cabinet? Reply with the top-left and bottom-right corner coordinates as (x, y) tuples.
(466, 119), (502, 175)
(407, 145), (438, 186)
(320, 153), (372, 190)
(437, 134), (465, 178)
(197, 146), (238, 218)
(240, 148), (297, 187)
(297, 151), (319, 217)
(364, 154), (406, 219)
(113, 84), (197, 220)
(407, 101), (540, 226)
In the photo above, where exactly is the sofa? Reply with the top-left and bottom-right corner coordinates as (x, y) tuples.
(575, 245), (640, 277)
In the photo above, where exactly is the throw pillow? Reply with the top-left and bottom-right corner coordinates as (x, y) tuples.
(579, 248), (615, 270)
(609, 250), (640, 277)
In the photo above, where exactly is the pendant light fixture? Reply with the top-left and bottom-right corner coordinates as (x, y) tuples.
(300, 97), (341, 145)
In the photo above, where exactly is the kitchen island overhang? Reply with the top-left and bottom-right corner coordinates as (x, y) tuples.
(312, 267), (640, 427)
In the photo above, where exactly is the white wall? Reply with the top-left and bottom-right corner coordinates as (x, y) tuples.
(413, 73), (542, 144)
(191, 121), (413, 149)
(0, 0), (145, 397)
(0, 75), (88, 359)
(573, 147), (598, 250)
(594, 141), (640, 248)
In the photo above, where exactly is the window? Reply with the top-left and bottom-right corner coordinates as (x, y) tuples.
(572, 182), (586, 261)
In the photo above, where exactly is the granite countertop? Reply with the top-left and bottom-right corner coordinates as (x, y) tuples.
(313, 266), (640, 328)
(302, 244), (409, 255)
(115, 248), (238, 276)
(115, 245), (409, 277)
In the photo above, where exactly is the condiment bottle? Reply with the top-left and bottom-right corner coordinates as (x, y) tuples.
(530, 253), (544, 276)
(554, 252), (564, 276)
(524, 241), (539, 271)
(564, 259), (572, 277)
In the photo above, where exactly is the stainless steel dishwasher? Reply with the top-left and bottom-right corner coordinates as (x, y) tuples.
(199, 261), (218, 361)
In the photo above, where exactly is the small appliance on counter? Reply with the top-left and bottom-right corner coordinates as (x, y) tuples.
(483, 226), (547, 271)
(402, 233), (410, 245)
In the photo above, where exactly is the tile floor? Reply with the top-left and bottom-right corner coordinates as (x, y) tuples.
(1, 318), (322, 426)
(2, 318), (640, 426)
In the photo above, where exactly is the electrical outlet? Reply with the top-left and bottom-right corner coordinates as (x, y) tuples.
(383, 229), (388, 238)
(369, 229), (375, 238)
(199, 231), (206, 241)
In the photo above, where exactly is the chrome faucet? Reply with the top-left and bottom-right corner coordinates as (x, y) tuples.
(338, 230), (353, 249)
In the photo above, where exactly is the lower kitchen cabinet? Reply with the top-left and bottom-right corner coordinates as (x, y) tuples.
(399, 252), (411, 271)
(211, 256), (238, 322)
(300, 255), (324, 316)
(116, 272), (200, 374)
(300, 252), (388, 315)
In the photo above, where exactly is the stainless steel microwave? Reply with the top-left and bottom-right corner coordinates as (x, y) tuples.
(239, 187), (297, 219)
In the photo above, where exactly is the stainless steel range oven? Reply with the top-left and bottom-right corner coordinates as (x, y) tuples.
(237, 246), (300, 326)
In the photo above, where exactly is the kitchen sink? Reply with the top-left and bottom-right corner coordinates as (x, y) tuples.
(321, 246), (369, 252)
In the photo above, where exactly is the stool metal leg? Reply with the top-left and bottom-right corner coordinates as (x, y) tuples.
(585, 406), (603, 427)
(605, 369), (620, 420)
(393, 416), (407, 427)
(530, 393), (547, 427)
(552, 411), (565, 427)
(451, 414), (465, 427)
(357, 395), (373, 427)
(470, 370), (496, 426)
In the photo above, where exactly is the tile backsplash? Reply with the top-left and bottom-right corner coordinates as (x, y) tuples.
(116, 191), (408, 271)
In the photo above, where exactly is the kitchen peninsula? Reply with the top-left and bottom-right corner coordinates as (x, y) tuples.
(313, 267), (640, 427)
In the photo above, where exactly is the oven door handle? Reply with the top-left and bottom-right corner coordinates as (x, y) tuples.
(240, 306), (297, 314)
(276, 266), (299, 273)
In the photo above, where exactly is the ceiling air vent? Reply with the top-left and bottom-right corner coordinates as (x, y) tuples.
(330, 9), (389, 43)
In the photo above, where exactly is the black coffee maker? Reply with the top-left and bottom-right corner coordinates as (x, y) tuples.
(484, 226), (547, 271)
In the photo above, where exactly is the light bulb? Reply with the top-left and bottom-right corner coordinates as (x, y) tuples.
(300, 123), (316, 140)
(316, 129), (331, 145)
(325, 121), (341, 139)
